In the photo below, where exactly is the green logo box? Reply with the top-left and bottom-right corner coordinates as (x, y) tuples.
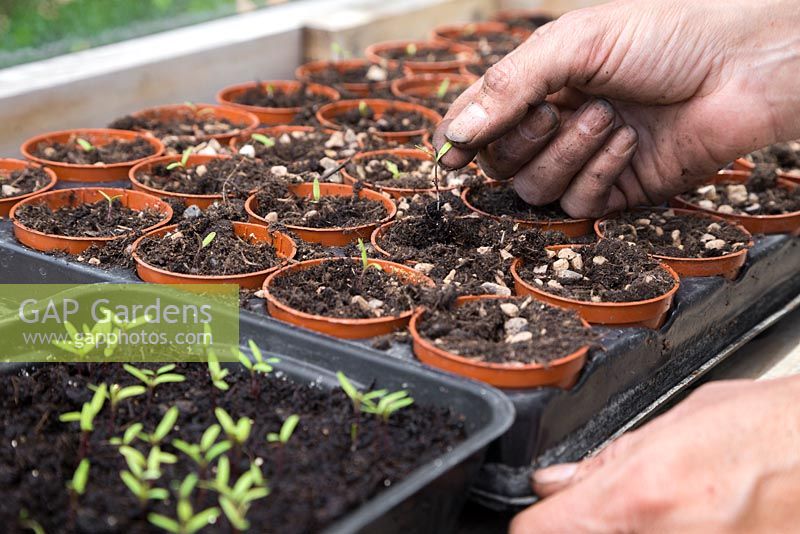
(0, 284), (240, 362)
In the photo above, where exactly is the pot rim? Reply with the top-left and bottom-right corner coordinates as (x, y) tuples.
(315, 98), (443, 138)
(128, 154), (234, 202)
(216, 80), (341, 114)
(0, 158), (58, 206)
(127, 102), (260, 139)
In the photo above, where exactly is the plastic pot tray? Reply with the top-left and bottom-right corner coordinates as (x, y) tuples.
(1, 219), (799, 510)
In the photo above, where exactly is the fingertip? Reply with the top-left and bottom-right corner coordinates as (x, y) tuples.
(433, 119), (476, 169)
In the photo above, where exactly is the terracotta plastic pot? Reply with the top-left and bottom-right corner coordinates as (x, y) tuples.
(370, 220), (397, 259)
(410, 295), (591, 389)
(216, 81), (340, 125)
(0, 159), (58, 217)
(129, 154), (233, 209)
(316, 99), (442, 144)
(295, 58), (411, 97)
(594, 208), (753, 280)
(670, 170), (800, 235)
(245, 182), (397, 246)
(126, 103), (259, 144)
(262, 257), (434, 339)
(365, 40), (479, 74)
(732, 157), (800, 184)
(20, 129), (164, 183)
(341, 148), (474, 198)
(229, 125), (316, 154)
(461, 182), (594, 237)
(510, 246), (681, 329)
(10, 187), (172, 255)
(390, 73), (477, 105)
(431, 21), (512, 49)
(131, 222), (296, 289)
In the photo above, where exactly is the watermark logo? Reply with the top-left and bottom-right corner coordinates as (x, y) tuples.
(1, 284), (239, 362)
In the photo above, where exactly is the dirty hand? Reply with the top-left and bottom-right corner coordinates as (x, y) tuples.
(510, 376), (800, 533)
(434, 0), (800, 218)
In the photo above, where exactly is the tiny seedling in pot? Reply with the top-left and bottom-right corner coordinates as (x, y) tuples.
(119, 445), (176, 507)
(250, 133), (275, 148)
(67, 459), (90, 522)
(406, 43), (417, 56)
(436, 78), (451, 100)
(235, 339), (279, 397)
(201, 457), (269, 532)
(384, 160), (403, 180)
(357, 238), (383, 273)
(311, 176), (321, 204)
(337, 371), (387, 451)
(59, 383), (106, 459)
(76, 137), (94, 152)
(110, 422), (144, 447)
(166, 148), (193, 170)
(207, 351), (230, 392)
(19, 510), (45, 534)
(172, 424), (231, 477)
(89, 382), (146, 430)
(148, 473), (221, 534)
(98, 190), (123, 221)
(358, 100), (370, 118)
(363, 389), (414, 423)
(201, 232), (216, 249)
(215, 407), (252, 460)
(124, 364), (186, 399)
(267, 414), (300, 445)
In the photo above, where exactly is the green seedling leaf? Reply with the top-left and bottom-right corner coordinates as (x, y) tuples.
(69, 459), (90, 495)
(185, 508), (221, 534)
(152, 406), (179, 443)
(166, 148), (192, 170)
(357, 238), (369, 270)
(148, 513), (180, 533)
(358, 100), (369, 117)
(208, 353), (230, 391)
(201, 232), (216, 249)
(405, 43), (417, 56)
(280, 414), (299, 443)
(250, 133), (275, 147)
(311, 176), (321, 203)
(337, 371), (360, 403)
(76, 137), (94, 151)
(436, 78), (451, 99)
(384, 160), (401, 179)
(436, 141), (453, 162)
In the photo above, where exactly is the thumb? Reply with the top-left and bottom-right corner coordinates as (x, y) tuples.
(444, 13), (610, 149)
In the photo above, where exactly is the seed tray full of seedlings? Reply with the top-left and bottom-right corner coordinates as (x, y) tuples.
(3, 11), (800, 525)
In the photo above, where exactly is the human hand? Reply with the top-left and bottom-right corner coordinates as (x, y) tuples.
(510, 376), (800, 533)
(435, 0), (800, 218)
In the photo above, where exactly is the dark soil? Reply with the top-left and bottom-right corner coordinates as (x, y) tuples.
(14, 194), (165, 238)
(108, 109), (246, 149)
(232, 83), (333, 109)
(465, 62), (490, 77)
(518, 239), (676, 303)
(136, 156), (284, 199)
(269, 258), (425, 319)
(0, 363), (465, 534)
(336, 105), (433, 133)
(136, 218), (279, 276)
(397, 191), (473, 218)
(0, 166), (51, 198)
(680, 167), (800, 215)
(306, 63), (405, 88)
(346, 153), (478, 189)
(601, 209), (750, 258)
(745, 141), (800, 171)
(237, 129), (358, 177)
(32, 137), (156, 165)
(379, 46), (459, 63)
(407, 84), (469, 115)
(417, 297), (595, 364)
(467, 183), (573, 221)
(502, 14), (554, 31)
(253, 182), (388, 229)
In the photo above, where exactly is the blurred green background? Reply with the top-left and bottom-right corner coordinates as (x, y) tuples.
(0, 0), (286, 69)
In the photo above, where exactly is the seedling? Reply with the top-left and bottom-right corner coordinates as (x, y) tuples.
(138, 406), (180, 446)
(235, 339), (279, 397)
(358, 100), (370, 118)
(336, 371), (387, 413)
(183, 101), (197, 110)
(67, 458), (90, 496)
(124, 364), (186, 394)
(148, 474), (220, 534)
(207, 351), (230, 391)
(53, 309), (154, 359)
(76, 137), (94, 151)
(311, 176), (321, 203)
(357, 238), (383, 273)
(437, 141), (453, 162)
(436, 78), (451, 99)
(60, 383), (107, 458)
(267, 414), (300, 445)
(98, 190), (123, 220)
(265, 84), (275, 98)
(18, 510), (45, 534)
(201, 231), (217, 249)
(202, 457), (269, 532)
(89, 382), (145, 430)
(172, 424), (231, 474)
(405, 43), (417, 56)
(215, 407), (252, 449)
(384, 160), (402, 179)
(166, 148), (192, 170)
(119, 445), (175, 506)
(110, 422), (144, 446)
(362, 389), (414, 423)
(250, 133), (275, 148)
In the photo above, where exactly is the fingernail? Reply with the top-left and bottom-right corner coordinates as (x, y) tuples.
(446, 102), (489, 144)
(579, 99), (614, 135)
(518, 103), (559, 140)
(532, 463), (578, 486)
